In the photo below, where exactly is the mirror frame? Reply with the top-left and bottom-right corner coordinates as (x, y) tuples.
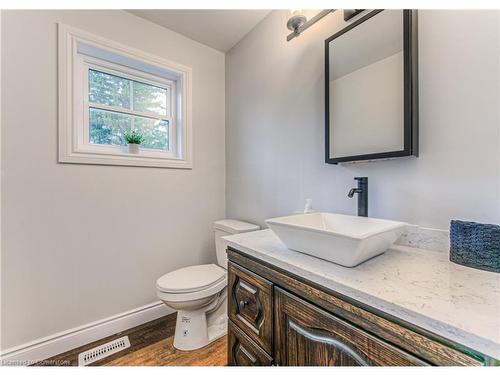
(325, 10), (418, 164)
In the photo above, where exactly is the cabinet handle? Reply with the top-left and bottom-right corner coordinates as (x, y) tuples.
(239, 300), (249, 309)
(289, 321), (369, 366)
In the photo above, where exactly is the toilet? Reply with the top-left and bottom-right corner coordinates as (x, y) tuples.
(156, 219), (260, 351)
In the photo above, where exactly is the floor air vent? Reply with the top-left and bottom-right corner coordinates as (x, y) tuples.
(78, 336), (131, 366)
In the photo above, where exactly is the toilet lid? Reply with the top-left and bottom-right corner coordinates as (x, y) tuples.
(156, 264), (226, 293)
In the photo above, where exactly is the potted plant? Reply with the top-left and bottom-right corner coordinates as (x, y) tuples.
(124, 130), (144, 154)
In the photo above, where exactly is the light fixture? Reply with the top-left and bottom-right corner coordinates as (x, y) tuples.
(286, 9), (335, 41)
(286, 9), (366, 42)
(344, 9), (365, 21)
(286, 10), (307, 37)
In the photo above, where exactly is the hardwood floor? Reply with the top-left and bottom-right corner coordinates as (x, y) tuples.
(35, 313), (227, 366)
(105, 335), (226, 366)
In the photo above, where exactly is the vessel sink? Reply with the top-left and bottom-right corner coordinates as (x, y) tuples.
(265, 213), (407, 267)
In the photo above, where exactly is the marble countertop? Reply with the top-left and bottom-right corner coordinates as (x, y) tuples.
(224, 229), (500, 360)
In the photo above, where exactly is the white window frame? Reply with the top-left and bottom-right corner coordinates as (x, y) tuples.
(80, 56), (176, 158)
(58, 23), (192, 168)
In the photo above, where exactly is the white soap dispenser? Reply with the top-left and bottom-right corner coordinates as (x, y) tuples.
(303, 198), (314, 213)
(294, 198), (315, 214)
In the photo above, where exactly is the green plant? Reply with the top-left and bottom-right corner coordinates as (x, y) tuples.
(123, 130), (144, 145)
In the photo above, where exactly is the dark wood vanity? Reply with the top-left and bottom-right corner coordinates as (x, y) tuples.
(226, 247), (486, 366)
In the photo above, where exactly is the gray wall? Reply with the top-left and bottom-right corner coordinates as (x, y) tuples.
(226, 10), (500, 230)
(1, 10), (225, 349)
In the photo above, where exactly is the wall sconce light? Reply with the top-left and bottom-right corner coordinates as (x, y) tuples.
(286, 9), (366, 42)
(344, 9), (365, 21)
(286, 9), (336, 41)
(286, 10), (307, 37)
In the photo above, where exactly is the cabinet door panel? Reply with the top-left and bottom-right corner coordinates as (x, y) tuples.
(228, 321), (273, 366)
(275, 288), (428, 366)
(228, 262), (273, 354)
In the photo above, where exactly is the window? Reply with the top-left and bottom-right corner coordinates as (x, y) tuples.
(86, 66), (172, 152)
(58, 23), (192, 168)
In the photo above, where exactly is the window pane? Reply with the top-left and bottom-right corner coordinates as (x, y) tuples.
(133, 81), (168, 116)
(134, 118), (169, 151)
(89, 108), (131, 146)
(89, 69), (130, 109)
(89, 108), (169, 151)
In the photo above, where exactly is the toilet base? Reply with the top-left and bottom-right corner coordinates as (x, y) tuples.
(172, 293), (227, 351)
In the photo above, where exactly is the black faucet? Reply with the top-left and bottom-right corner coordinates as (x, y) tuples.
(348, 177), (368, 217)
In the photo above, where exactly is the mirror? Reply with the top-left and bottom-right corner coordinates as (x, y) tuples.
(325, 10), (418, 164)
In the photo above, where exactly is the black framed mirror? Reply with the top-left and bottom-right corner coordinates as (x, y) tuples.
(325, 10), (418, 164)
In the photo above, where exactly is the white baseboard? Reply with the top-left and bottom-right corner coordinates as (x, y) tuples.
(0, 301), (174, 366)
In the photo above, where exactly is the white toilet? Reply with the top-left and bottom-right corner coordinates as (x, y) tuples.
(156, 219), (259, 351)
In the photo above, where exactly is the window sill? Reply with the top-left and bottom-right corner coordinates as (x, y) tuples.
(59, 147), (192, 169)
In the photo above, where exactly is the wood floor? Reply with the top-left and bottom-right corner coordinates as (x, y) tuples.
(36, 313), (227, 366)
(105, 335), (226, 366)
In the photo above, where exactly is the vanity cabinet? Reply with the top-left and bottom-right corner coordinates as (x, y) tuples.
(228, 322), (273, 366)
(227, 248), (485, 366)
(274, 288), (426, 366)
(227, 262), (273, 354)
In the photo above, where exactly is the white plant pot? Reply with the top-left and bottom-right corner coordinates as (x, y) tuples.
(128, 143), (140, 154)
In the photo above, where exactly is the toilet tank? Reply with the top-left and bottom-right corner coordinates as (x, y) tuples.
(213, 219), (260, 268)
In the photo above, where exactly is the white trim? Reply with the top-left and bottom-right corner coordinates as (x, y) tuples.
(0, 12), (3, 366)
(0, 301), (174, 366)
(87, 102), (170, 122)
(498, 10), (500, 224)
(84, 54), (176, 95)
(58, 23), (192, 169)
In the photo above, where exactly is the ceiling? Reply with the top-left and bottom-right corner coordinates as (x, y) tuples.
(127, 10), (271, 52)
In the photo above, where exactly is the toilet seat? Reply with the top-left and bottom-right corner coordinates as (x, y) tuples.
(156, 264), (227, 302)
(156, 219), (259, 351)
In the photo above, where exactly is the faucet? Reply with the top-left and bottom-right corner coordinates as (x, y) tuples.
(348, 177), (368, 217)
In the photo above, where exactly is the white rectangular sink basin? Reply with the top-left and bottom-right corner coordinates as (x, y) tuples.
(265, 213), (407, 267)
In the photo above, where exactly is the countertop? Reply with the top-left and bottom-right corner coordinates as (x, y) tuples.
(223, 229), (500, 360)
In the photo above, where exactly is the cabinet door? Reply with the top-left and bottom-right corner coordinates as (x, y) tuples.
(228, 262), (273, 354)
(228, 321), (273, 366)
(274, 288), (427, 366)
